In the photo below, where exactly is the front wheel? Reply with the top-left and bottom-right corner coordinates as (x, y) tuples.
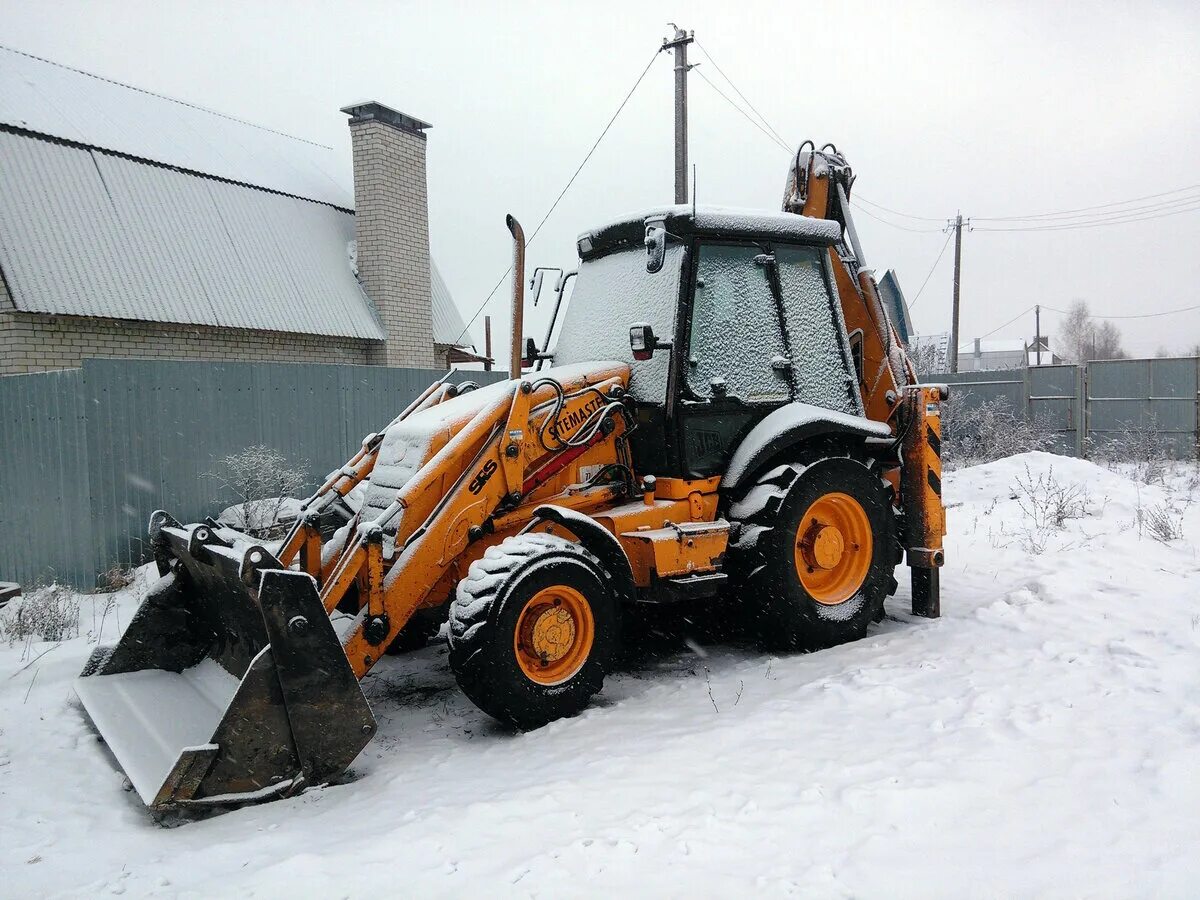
(448, 533), (618, 729)
(729, 455), (896, 650)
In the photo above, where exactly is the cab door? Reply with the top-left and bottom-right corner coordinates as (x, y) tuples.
(676, 242), (793, 477)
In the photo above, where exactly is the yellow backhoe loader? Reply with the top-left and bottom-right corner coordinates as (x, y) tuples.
(78, 145), (946, 811)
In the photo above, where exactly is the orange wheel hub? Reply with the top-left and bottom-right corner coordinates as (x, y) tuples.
(794, 492), (873, 604)
(513, 585), (595, 685)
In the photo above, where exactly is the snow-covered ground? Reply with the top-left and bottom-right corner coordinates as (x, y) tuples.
(2, 451), (1199, 897)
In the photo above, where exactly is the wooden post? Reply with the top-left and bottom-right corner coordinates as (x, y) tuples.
(484, 316), (493, 371)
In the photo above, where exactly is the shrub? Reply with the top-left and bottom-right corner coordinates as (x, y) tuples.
(97, 565), (137, 593)
(1137, 502), (1184, 543)
(995, 464), (1091, 555)
(1090, 416), (1174, 485)
(209, 445), (308, 538)
(0, 584), (80, 644)
(941, 394), (1056, 469)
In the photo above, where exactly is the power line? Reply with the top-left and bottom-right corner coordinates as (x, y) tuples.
(972, 199), (1200, 232)
(689, 50), (954, 232)
(854, 194), (946, 223)
(850, 200), (945, 234)
(453, 48), (661, 345)
(693, 41), (789, 149)
(973, 191), (1200, 225)
(692, 67), (791, 154)
(976, 305), (1037, 340)
(1041, 302), (1200, 320)
(973, 182), (1200, 222)
(677, 42), (1200, 235)
(907, 230), (953, 310)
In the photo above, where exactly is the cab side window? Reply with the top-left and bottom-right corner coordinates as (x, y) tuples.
(774, 245), (862, 415)
(687, 243), (790, 403)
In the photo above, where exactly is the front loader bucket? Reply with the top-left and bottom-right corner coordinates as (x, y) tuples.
(76, 512), (376, 811)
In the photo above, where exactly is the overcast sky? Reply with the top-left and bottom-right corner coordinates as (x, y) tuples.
(3, 0), (1198, 358)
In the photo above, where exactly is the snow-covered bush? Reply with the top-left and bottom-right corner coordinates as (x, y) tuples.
(209, 445), (308, 538)
(0, 584), (80, 644)
(1137, 502), (1184, 543)
(1003, 464), (1091, 555)
(1090, 416), (1174, 485)
(942, 394), (1055, 469)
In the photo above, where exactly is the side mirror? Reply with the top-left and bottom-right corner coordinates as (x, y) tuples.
(644, 216), (667, 273)
(630, 322), (671, 361)
(528, 267), (562, 307)
(523, 336), (539, 368)
(529, 269), (545, 305)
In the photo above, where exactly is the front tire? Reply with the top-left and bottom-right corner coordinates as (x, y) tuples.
(729, 456), (895, 650)
(448, 533), (618, 729)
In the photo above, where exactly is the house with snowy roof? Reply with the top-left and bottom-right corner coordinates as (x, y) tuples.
(0, 45), (481, 374)
(908, 332), (1062, 373)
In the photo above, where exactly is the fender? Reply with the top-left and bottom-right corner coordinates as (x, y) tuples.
(723, 402), (892, 494)
(530, 504), (638, 606)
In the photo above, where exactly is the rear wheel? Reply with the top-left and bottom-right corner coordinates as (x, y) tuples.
(729, 455), (895, 650)
(448, 533), (618, 729)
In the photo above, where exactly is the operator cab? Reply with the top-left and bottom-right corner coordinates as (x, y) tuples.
(550, 205), (865, 479)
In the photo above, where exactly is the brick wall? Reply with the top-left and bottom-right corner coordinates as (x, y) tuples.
(0, 303), (378, 375)
(345, 105), (435, 368)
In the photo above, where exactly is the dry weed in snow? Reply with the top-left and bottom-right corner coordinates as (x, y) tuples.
(97, 565), (137, 593)
(992, 463), (1096, 554)
(1137, 502), (1185, 543)
(0, 584), (80, 646)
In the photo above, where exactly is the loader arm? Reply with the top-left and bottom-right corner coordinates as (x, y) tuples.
(333, 374), (630, 677)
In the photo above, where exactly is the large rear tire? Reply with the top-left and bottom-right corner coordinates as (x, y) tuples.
(729, 455), (895, 650)
(448, 533), (618, 729)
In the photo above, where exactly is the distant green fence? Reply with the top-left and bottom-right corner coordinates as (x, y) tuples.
(935, 357), (1200, 459)
(0, 359), (505, 589)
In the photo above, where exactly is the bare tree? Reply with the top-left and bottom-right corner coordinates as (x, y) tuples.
(1057, 300), (1125, 362)
(1093, 320), (1125, 360)
(1058, 300), (1091, 363)
(209, 445), (309, 538)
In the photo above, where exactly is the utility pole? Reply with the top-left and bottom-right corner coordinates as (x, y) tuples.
(662, 24), (694, 205)
(949, 213), (965, 373)
(484, 315), (493, 372)
(1035, 304), (1042, 366)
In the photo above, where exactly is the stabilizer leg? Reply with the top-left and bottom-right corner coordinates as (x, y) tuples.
(911, 566), (940, 618)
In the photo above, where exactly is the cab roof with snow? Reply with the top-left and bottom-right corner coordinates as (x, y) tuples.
(576, 204), (843, 260)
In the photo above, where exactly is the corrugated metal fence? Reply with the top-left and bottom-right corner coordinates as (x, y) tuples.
(0, 359), (505, 589)
(936, 357), (1200, 459)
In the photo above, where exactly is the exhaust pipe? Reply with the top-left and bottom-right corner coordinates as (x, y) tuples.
(507, 214), (525, 380)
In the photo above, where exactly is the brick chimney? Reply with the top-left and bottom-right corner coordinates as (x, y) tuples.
(342, 101), (435, 367)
